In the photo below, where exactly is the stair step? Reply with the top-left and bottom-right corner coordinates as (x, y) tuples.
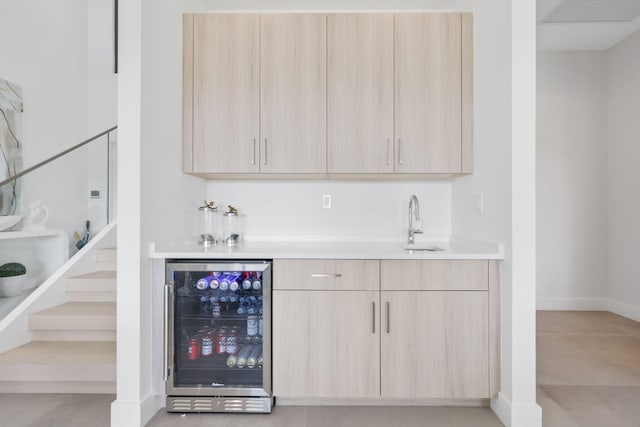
(30, 330), (116, 342)
(0, 380), (115, 394)
(96, 248), (117, 271)
(66, 271), (116, 302)
(0, 341), (115, 383)
(29, 302), (116, 332)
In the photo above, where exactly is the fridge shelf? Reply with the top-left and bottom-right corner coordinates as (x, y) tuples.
(179, 314), (259, 322)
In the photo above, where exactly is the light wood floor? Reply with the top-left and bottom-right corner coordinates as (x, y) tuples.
(1, 311), (639, 426)
(148, 406), (503, 427)
(537, 311), (640, 427)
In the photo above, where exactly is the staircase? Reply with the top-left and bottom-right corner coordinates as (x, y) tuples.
(0, 248), (116, 393)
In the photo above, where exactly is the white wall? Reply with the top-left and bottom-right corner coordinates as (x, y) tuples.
(112, 0), (208, 424)
(207, 180), (451, 241)
(536, 52), (608, 309)
(0, 0), (116, 250)
(87, 0), (118, 231)
(0, 1), (89, 252)
(452, 0), (540, 425)
(607, 30), (640, 321)
(0, 1), (89, 163)
(115, 1), (540, 426)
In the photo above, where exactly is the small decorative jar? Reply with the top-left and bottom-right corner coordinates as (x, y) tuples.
(223, 205), (240, 246)
(198, 200), (218, 246)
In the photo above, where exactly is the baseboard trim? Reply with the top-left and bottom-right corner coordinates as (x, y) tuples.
(110, 393), (161, 427)
(277, 397), (489, 407)
(536, 297), (608, 311)
(491, 392), (541, 427)
(608, 299), (640, 323)
(537, 297), (640, 323)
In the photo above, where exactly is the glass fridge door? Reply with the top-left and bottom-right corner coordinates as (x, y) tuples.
(165, 261), (271, 397)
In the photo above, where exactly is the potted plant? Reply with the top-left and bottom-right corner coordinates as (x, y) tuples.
(0, 262), (27, 297)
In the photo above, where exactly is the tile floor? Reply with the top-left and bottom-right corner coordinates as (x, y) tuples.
(1, 311), (639, 426)
(537, 311), (640, 427)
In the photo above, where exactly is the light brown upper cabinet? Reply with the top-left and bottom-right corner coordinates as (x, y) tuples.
(327, 14), (394, 174)
(186, 14), (259, 174)
(395, 13), (471, 174)
(184, 13), (473, 177)
(260, 14), (327, 173)
(184, 13), (326, 174)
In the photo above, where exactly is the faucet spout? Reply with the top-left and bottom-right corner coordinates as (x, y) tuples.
(408, 195), (423, 245)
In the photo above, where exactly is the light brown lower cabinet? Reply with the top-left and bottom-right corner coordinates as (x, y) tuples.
(380, 291), (488, 398)
(272, 259), (499, 401)
(273, 290), (380, 398)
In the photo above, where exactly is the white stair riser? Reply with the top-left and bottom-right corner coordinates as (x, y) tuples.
(96, 249), (117, 262)
(65, 278), (116, 293)
(31, 330), (116, 342)
(67, 292), (116, 302)
(29, 315), (115, 331)
(0, 381), (115, 394)
(96, 261), (117, 271)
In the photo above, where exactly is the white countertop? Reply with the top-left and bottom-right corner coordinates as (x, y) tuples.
(150, 237), (504, 260)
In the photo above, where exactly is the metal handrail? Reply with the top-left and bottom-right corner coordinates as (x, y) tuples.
(0, 125), (117, 187)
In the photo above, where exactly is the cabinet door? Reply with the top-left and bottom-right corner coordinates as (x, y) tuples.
(260, 14), (327, 173)
(381, 291), (489, 398)
(273, 290), (380, 398)
(395, 13), (462, 173)
(191, 14), (259, 173)
(327, 14), (394, 173)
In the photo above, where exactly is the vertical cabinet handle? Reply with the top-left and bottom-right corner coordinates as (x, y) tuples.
(372, 301), (376, 333)
(163, 284), (172, 381)
(398, 139), (403, 165)
(252, 138), (256, 165)
(385, 301), (390, 333)
(263, 138), (268, 165)
(386, 139), (391, 166)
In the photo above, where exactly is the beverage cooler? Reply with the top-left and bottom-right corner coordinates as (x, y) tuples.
(164, 260), (272, 413)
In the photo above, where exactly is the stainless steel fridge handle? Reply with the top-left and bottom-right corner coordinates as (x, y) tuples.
(385, 301), (390, 333)
(163, 283), (171, 382)
(372, 301), (376, 333)
(310, 273), (342, 278)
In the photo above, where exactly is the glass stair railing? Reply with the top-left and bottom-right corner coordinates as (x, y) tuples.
(0, 126), (117, 309)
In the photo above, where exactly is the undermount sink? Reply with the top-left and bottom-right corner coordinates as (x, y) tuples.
(403, 245), (445, 252)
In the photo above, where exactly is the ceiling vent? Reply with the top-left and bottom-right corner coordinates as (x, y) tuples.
(542, 0), (640, 23)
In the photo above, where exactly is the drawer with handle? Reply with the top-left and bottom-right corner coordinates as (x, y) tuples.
(273, 259), (379, 291)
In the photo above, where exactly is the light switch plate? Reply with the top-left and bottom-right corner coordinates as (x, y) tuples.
(474, 193), (484, 213)
(322, 194), (331, 209)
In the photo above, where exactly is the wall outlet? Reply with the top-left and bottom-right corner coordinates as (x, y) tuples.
(474, 193), (484, 213)
(322, 194), (332, 209)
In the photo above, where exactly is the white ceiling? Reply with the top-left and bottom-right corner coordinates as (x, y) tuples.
(538, 0), (640, 50)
